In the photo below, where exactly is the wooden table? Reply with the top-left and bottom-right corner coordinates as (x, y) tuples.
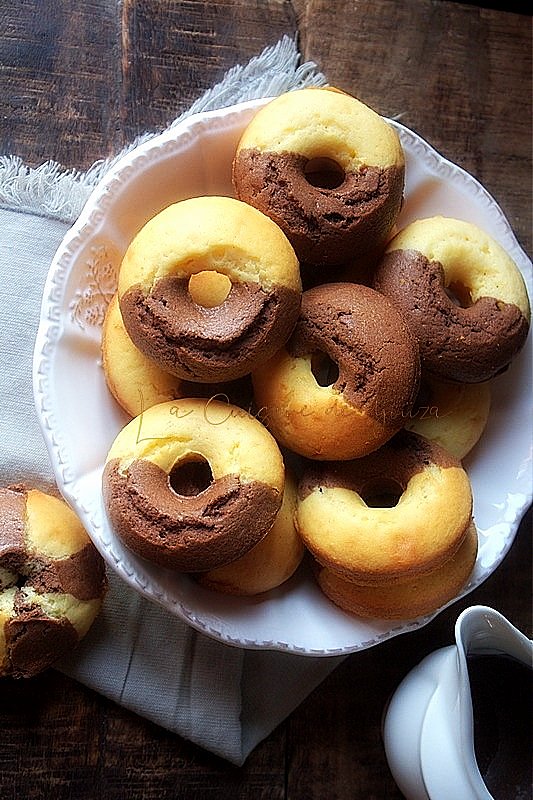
(1, 2), (531, 798)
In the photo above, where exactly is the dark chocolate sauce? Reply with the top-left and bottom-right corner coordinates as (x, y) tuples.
(467, 653), (532, 799)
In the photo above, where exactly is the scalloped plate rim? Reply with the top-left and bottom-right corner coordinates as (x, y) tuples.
(33, 97), (532, 657)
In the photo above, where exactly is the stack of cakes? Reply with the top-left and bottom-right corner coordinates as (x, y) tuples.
(99, 87), (530, 618)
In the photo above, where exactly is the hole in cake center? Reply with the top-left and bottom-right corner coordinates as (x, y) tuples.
(304, 157), (345, 189)
(361, 478), (404, 508)
(445, 279), (473, 308)
(168, 456), (213, 497)
(0, 565), (24, 590)
(311, 351), (340, 387)
(188, 271), (232, 308)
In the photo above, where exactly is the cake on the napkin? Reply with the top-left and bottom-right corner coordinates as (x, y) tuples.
(0, 486), (107, 678)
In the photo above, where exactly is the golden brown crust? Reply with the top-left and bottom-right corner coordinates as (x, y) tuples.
(102, 294), (183, 417)
(295, 431), (473, 584)
(315, 521), (478, 620)
(253, 283), (420, 460)
(102, 294), (257, 418)
(405, 375), (491, 460)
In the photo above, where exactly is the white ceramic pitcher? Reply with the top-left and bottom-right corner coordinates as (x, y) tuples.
(382, 605), (532, 800)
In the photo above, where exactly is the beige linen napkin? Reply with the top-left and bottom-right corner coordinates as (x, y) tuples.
(0, 38), (344, 765)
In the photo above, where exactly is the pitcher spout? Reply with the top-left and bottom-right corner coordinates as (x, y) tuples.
(383, 605), (532, 800)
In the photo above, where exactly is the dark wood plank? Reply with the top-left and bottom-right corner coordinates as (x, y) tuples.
(0, 0), (298, 168)
(0, 1), (122, 167)
(121, 0), (298, 142)
(0, 670), (107, 799)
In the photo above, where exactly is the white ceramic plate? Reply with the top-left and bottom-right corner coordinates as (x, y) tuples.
(34, 98), (532, 656)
